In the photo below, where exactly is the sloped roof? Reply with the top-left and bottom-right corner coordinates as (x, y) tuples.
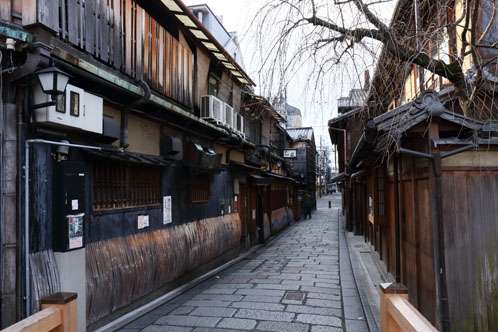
(348, 89), (484, 169)
(287, 127), (314, 142)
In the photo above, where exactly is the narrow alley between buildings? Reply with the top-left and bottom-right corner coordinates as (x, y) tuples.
(115, 195), (370, 332)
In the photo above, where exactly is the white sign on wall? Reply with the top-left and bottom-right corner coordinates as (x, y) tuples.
(283, 149), (297, 158)
(138, 215), (149, 229)
(163, 196), (172, 224)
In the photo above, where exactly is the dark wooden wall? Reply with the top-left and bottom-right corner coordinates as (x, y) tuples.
(442, 169), (498, 332)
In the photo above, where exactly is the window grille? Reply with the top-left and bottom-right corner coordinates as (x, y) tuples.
(93, 158), (161, 210)
(189, 176), (210, 203)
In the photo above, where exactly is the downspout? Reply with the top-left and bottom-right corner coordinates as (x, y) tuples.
(121, 80), (151, 148)
(393, 153), (401, 284)
(24, 139), (103, 317)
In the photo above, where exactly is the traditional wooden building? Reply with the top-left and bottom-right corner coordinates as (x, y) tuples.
(0, 0), (298, 330)
(328, 0), (498, 330)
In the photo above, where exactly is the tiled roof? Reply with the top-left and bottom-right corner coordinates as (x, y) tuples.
(287, 127), (314, 141)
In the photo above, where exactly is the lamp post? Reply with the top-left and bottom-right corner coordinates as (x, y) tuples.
(31, 62), (71, 109)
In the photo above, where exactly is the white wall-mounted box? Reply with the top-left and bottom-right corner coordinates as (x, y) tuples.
(33, 83), (103, 134)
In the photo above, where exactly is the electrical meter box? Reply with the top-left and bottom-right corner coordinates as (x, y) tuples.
(52, 161), (86, 252)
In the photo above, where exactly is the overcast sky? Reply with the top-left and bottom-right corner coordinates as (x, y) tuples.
(182, 0), (393, 156)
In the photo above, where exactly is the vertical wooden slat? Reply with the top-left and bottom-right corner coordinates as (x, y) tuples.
(100, 0), (109, 62)
(150, 19), (158, 90)
(38, 0), (59, 36)
(158, 27), (165, 92)
(85, 0), (95, 54)
(165, 33), (171, 97)
(188, 51), (193, 106)
(0, 0), (11, 21)
(172, 38), (177, 100)
(142, 11), (149, 82)
(22, 0), (38, 25)
(67, 0), (79, 44)
(112, 0), (122, 69)
(124, 0), (132, 75)
(135, 5), (143, 79)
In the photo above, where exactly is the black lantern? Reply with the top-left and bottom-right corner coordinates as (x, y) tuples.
(34, 63), (71, 100)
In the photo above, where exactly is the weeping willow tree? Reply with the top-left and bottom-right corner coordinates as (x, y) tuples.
(251, 0), (498, 119)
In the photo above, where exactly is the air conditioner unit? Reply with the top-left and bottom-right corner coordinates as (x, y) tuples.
(200, 95), (224, 124)
(224, 103), (234, 129)
(33, 83), (103, 134)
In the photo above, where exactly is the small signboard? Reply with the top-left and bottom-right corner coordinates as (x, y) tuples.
(163, 196), (172, 224)
(67, 213), (84, 249)
(283, 149), (297, 158)
(138, 215), (149, 229)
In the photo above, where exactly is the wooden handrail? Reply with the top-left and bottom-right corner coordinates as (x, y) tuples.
(380, 283), (438, 332)
(1, 292), (77, 332)
(2, 307), (61, 332)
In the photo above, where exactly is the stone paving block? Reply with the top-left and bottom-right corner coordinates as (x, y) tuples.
(193, 294), (244, 302)
(268, 273), (301, 280)
(296, 313), (342, 327)
(155, 315), (220, 328)
(189, 306), (236, 318)
(202, 288), (236, 295)
(230, 301), (284, 311)
(141, 325), (192, 332)
(234, 309), (294, 322)
(306, 292), (341, 301)
(285, 304), (342, 317)
(242, 295), (283, 303)
(183, 300), (232, 307)
(254, 283), (300, 291)
(217, 318), (257, 330)
(306, 298), (342, 308)
(255, 321), (309, 332)
(248, 279), (279, 284)
(311, 325), (343, 332)
(235, 289), (285, 297)
(170, 306), (196, 315)
(281, 279), (315, 286)
(301, 286), (341, 295)
(212, 283), (254, 289)
(192, 328), (251, 332)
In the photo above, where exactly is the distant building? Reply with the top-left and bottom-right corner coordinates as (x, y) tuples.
(272, 95), (302, 128)
(188, 4), (246, 70)
(337, 71), (369, 114)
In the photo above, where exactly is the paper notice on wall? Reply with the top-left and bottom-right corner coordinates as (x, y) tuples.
(163, 196), (172, 224)
(71, 199), (79, 211)
(67, 213), (84, 249)
(138, 215), (149, 229)
(252, 209), (256, 220)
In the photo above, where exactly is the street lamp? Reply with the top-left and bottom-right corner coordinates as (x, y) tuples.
(32, 62), (71, 109)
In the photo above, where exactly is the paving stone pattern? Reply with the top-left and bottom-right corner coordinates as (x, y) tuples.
(119, 196), (346, 332)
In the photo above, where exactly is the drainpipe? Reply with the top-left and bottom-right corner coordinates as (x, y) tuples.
(24, 139), (103, 317)
(393, 153), (401, 284)
(121, 80), (151, 148)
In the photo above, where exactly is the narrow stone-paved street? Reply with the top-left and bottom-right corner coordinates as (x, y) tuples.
(119, 194), (357, 332)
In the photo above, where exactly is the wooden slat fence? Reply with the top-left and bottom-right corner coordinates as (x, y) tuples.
(86, 213), (242, 325)
(27, 0), (193, 107)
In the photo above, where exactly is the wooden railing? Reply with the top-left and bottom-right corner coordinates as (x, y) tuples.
(380, 283), (438, 332)
(2, 292), (77, 332)
(22, 0), (193, 107)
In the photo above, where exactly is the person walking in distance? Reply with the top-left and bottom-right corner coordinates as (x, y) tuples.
(303, 193), (312, 219)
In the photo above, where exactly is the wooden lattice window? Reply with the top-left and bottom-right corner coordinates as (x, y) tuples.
(189, 176), (210, 204)
(93, 158), (161, 210)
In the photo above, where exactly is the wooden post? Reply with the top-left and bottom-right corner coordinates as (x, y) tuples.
(41, 292), (77, 332)
(380, 283), (408, 332)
